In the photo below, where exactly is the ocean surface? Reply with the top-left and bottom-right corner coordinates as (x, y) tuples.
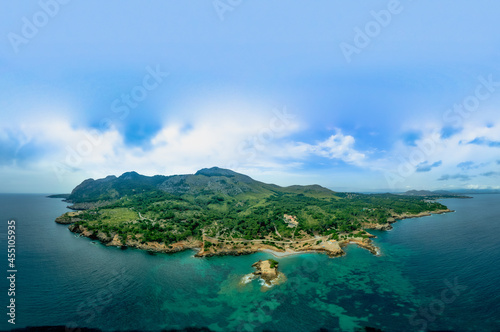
(0, 194), (499, 331)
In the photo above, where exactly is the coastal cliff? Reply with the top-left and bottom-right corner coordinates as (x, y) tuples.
(60, 207), (454, 258)
(55, 211), (84, 224)
(68, 224), (202, 254)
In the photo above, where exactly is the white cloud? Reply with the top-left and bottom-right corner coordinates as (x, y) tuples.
(0, 103), (306, 191)
(380, 117), (500, 189)
(286, 130), (366, 166)
(2, 97), (498, 193)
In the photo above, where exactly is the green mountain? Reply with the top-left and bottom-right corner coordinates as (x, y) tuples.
(55, 167), (452, 257)
(66, 167), (335, 205)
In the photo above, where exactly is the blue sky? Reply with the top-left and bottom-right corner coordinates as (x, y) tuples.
(1, 0), (500, 193)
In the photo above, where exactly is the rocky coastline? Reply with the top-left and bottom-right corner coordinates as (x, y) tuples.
(58, 208), (453, 258)
(55, 211), (84, 224)
(362, 208), (453, 232)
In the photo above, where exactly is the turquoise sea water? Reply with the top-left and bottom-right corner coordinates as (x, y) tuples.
(0, 194), (499, 331)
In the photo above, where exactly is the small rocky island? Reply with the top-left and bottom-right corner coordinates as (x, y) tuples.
(249, 259), (285, 287)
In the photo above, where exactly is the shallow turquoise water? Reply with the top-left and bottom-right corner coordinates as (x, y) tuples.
(0, 194), (499, 331)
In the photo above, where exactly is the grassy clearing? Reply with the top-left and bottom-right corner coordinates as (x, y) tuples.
(100, 208), (138, 225)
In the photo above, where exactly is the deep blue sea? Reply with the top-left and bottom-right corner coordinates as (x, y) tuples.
(0, 194), (499, 331)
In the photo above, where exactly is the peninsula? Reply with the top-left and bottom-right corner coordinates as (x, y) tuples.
(54, 167), (456, 257)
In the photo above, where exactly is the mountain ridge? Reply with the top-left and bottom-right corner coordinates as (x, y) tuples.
(65, 167), (335, 205)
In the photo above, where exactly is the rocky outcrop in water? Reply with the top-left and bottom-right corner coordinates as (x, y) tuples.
(252, 259), (281, 285)
(55, 211), (84, 224)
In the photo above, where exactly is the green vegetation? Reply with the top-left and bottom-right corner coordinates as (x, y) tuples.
(47, 193), (70, 199)
(268, 259), (279, 268)
(64, 168), (449, 247)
